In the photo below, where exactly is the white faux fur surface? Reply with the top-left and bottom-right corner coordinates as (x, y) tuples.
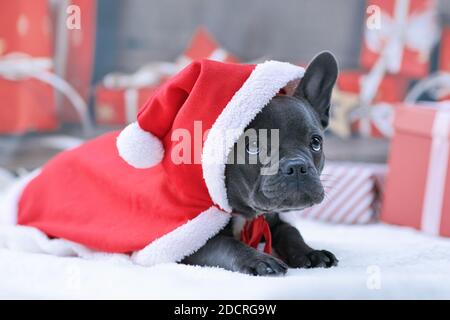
(1, 217), (450, 299)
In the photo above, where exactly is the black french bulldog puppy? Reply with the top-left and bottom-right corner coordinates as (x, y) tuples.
(183, 52), (339, 276)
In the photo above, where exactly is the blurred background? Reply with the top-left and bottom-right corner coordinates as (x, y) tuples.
(1, 0), (450, 239)
(0, 0), (449, 172)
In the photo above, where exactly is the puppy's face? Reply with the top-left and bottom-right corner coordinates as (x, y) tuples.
(225, 52), (338, 218)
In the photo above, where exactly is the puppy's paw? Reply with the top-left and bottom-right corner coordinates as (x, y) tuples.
(238, 254), (288, 276)
(288, 250), (338, 269)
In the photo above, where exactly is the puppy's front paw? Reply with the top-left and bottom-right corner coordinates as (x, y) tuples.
(288, 250), (338, 269)
(238, 254), (288, 276)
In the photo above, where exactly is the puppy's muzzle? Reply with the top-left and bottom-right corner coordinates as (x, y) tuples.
(280, 158), (312, 177)
(261, 158), (324, 204)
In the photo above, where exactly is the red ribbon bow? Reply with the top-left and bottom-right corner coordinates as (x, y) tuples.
(240, 215), (272, 255)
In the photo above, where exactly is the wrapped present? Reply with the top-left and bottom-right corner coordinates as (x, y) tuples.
(338, 71), (409, 102)
(361, 0), (439, 78)
(0, 0), (53, 57)
(53, 0), (96, 123)
(330, 70), (409, 138)
(441, 27), (450, 74)
(94, 62), (177, 126)
(95, 86), (157, 126)
(381, 103), (450, 237)
(438, 27), (450, 101)
(403, 28), (450, 103)
(0, 0), (58, 134)
(291, 162), (386, 224)
(176, 27), (239, 69)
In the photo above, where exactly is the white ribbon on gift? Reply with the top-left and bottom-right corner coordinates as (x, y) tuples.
(349, 101), (396, 138)
(102, 62), (178, 124)
(358, 0), (440, 136)
(365, 0), (440, 74)
(369, 102), (396, 137)
(405, 72), (450, 103)
(421, 104), (450, 235)
(0, 52), (92, 134)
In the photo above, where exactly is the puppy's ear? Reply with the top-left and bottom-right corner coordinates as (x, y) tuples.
(294, 51), (338, 128)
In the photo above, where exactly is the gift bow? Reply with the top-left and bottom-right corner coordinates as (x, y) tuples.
(0, 53), (53, 80)
(351, 102), (395, 138)
(405, 72), (450, 102)
(365, 0), (439, 73)
(0, 53), (91, 133)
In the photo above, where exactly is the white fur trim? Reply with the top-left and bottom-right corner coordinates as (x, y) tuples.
(132, 206), (230, 266)
(202, 61), (305, 212)
(0, 170), (40, 226)
(116, 122), (164, 169)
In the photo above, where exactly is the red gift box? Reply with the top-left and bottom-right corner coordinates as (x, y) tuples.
(95, 86), (157, 126)
(332, 70), (409, 138)
(381, 104), (450, 237)
(0, 0), (58, 134)
(440, 28), (450, 74)
(293, 162), (386, 224)
(55, 0), (96, 123)
(0, 0), (52, 57)
(361, 0), (439, 78)
(177, 27), (239, 68)
(439, 27), (450, 101)
(95, 61), (176, 126)
(338, 71), (408, 102)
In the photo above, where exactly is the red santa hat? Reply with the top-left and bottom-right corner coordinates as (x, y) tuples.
(13, 59), (304, 266)
(116, 59), (305, 213)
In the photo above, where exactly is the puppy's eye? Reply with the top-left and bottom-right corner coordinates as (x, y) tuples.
(246, 140), (260, 155)
(310, 136), (322, 152)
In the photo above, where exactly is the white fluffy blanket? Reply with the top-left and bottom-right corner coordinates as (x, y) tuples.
(1, 213), (450, 299)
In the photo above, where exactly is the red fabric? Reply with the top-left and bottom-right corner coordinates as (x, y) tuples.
(381, 105), (450, 237)
(360, 0), (436, 78)
(95, 86), (158, 126)
(137, 60), (254, 189)
(0, 0), (57, 134)
(240, 216), (272, 255)
(18, 60), (255, 253)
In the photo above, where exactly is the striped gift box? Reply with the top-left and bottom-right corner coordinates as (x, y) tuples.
(294, 162), (386, 224)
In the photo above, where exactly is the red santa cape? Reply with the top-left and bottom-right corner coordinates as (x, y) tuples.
(10, 59), (304, 266)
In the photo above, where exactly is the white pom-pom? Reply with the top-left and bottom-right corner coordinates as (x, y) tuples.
(116, 122), (164, 169)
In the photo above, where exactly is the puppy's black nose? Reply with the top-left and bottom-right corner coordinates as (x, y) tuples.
(281, 159), (309, 176)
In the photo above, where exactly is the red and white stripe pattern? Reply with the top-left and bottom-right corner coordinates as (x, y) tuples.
(295, 162), (386, 224)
